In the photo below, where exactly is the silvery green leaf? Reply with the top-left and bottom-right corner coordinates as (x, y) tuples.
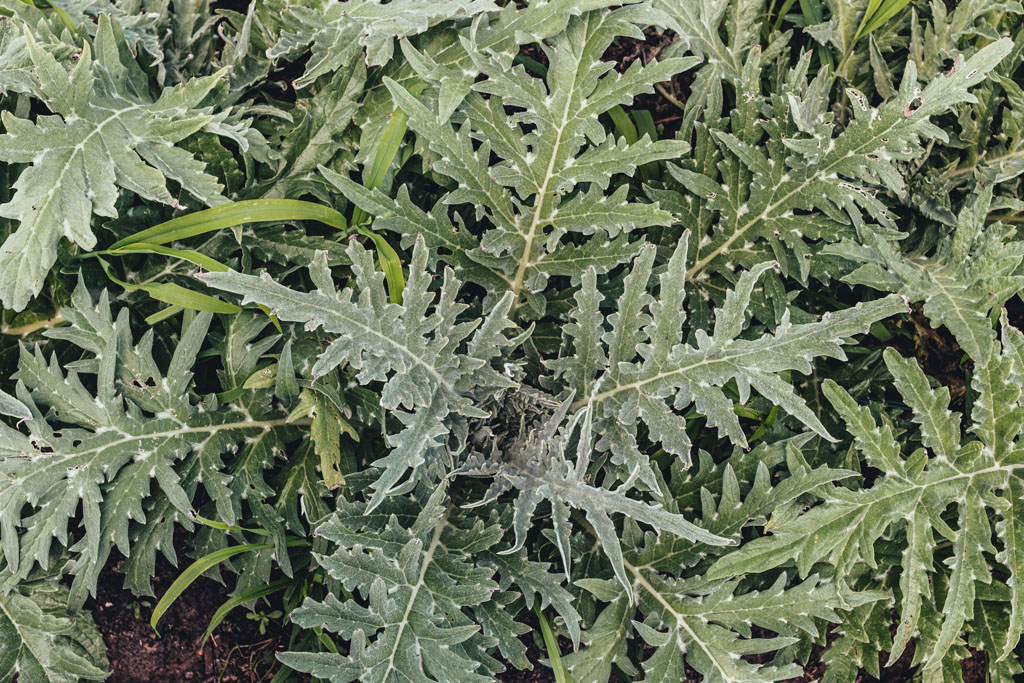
(340, 7), (696, 314)
(279, 490), (502, 682)
(270, 0), (498, 87)
(552, 236), (907, 489)
(0, 16), (249, 310)
(837, 186), (1024, 361)
(201, 235), (521, 511)
(649, 35), (1012, 311)
(0, 389), (29, 420)
(0, 581), (108, 682)
(708, 329), (1024, 671)
(476, 389), (732, 603)
(0, 280), (293, 608)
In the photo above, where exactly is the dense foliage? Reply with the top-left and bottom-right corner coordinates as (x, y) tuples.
(2, 0), (1024, 681)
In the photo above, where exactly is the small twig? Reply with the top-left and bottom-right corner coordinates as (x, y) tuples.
(247, 637), (276, 683)
(655, 82), (686, 112)
(988, 212), (1024, 223)
(1, 313), (66, 338)
(217, 637), (275, 683)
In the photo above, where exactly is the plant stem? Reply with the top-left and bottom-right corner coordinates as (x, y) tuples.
(1, 313), (66, 337)
(534, 602), (571, 683)
(655, 82), (686, 111)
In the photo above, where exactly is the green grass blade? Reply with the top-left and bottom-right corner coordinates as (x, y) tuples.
(315, 627), (340, 653)
(32, 0), (78, 35)
(348, 84), (423, 305)
(151, 543), (272, 635)
(356, 226), (405, 305)
(106, 244), (280, 330)
(98, 258), (240, 315)
(109, 243), (228, 273)
(111, 199), (347, 250)
(143, 283), (241, 314)
(632, 109), (657, 181)
(216, 386), (246, 403)
(352, 110), (411, 229)
(144, 305), (184, 325)
(200, 579), (292, 649)
(535, 603), (571, 683)
(858, 0), (911, 39)
(747, 404), (780, 446)
(632, 110), (657, 142)
(607, 105), (638, 145)
(359, 85), (425, 200)
(852, 0), (887, 41)
(797, 0), (824, 24)
(364, 109), (409, 192)
(771, 0), (799, 31)
(193, 514), (272, 537)
(513, 54), (548, 77)
(270, 663), (295, 683)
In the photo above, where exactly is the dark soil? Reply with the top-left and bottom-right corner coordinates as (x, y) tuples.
(888, 310), (972, 404)
(494, 636), (564, 683)
(90, 556), (292, 682)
